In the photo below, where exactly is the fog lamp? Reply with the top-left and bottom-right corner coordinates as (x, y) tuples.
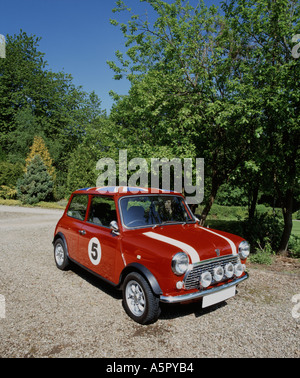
(213, 266), (224, 282)
(224, 263), (234, 278)
(234, 262), (244, 277)
(200, 271), (212, 288)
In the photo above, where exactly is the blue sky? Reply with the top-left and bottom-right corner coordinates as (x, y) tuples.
(0, 0), (221, 113)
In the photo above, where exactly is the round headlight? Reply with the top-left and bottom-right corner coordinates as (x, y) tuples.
(239, 241), (250, 260)
(200, 271), (212, 288)
(224, 263), (234, 278)
(234, 262), (244, 277)
(213, 266), (224, 282)
(171, 252), (189, 275)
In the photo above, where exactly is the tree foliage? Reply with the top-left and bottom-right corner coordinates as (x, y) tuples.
(26, 135), (55, 178)
(0, 3), (299, 255)
(109, 0), (257, 219)
(109, 0), (300, 253)
(222, 0), (300, 253)
(0, 30), (105, 171)
(17, 155), (53, 204)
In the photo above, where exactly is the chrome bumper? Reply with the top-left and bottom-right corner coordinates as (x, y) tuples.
(160, 272), (249, 304)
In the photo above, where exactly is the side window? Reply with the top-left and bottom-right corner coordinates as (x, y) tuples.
(67, 195), (89, 221)
(88, 196), (117, 227)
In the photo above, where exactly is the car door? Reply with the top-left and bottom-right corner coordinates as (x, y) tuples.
(77, 195), (120, 284)
(62, 193), (89, 261)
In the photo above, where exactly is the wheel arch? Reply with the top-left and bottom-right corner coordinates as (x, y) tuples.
(118, 263), (163, 296)
(53, 232), (70, 257)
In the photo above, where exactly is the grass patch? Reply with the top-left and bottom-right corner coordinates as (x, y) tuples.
(196, 203), (300, 262)
(292, 220), (300, 238)
(0, 199), (22, 206)
(36, 201), (66, 210)
(195, 204), (248, 221)
(195, 203), (282, 222)
(0, 198), (66, 210)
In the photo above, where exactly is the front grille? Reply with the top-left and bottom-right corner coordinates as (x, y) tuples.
(184, 255), (240, 290)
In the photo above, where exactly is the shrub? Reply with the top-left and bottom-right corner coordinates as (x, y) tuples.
(0, 185), (17, 199)
(26, 135), (55, 178)
(288, 235), (300, 259)
(17, 155), (53, 205)
(0, 161), (24, 187)
(242, 212), (283, 253)
(249, 249), (274, 265)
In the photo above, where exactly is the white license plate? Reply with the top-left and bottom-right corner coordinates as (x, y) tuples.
(202, 285), (236, 308)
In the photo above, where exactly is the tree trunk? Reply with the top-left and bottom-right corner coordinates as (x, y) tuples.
(248, 185), (259, 220)
(189, 204), (198, 215)
(200, 175), (220, 226)
(278, 189), (294, 255)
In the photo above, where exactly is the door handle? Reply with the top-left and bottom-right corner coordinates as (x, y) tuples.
(78, 230), (86, 235)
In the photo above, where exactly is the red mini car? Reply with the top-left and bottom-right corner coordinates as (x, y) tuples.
(53, 186), (249, 324)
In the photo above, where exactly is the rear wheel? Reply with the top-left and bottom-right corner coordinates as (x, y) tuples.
(54, 238), (70, 270)
(122, 272), (161, 324)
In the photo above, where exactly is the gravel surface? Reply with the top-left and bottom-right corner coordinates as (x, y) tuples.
(0, 205), (299, 358)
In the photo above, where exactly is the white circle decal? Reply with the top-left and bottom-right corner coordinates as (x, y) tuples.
(88, 237), (101, 265)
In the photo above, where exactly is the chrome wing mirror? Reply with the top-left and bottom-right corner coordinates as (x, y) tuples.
(110, 220), (120, 235)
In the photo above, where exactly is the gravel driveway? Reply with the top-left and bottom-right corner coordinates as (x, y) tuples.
(0, 205), (299, 358)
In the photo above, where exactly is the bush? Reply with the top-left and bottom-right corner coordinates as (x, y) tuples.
(206, 212), (283, 258)
(25, 135), (55, 178)
(288, 235), (300, 258)
(242, 213), (283, 253)
(0, 161), (24, 187)
(17, 155), (53, 205)
(0, 185), (17, 199)
(249, 249), (274, 265)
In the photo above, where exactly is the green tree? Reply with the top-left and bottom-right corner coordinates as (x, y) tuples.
(0, 30), (47, 140)
(26, 135), (55, 178)
(66, 115), (120, 194)
(109, 0), (255, 221)
(110, 0), (300, 254)
(222, 0), (300, 254)
(17, 155), (53, 204)
(0, 30), (105, 191)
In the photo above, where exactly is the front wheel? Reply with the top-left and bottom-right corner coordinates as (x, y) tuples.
(122, 272), (161, 324)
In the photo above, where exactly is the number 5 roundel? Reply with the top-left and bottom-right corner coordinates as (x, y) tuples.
(88, 237), (101, 265)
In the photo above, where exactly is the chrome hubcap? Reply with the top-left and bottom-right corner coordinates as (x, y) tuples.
(125, 280), (146, 317)
(55, 243), (64, 266)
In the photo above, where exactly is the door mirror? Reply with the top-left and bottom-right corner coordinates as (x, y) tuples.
(110, 220), (119, 235)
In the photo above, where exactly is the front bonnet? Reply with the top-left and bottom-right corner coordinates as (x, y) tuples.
(124, 223), (244, 263)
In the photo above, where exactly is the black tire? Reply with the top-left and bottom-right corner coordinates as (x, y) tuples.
(54, 238), (70, 270)
(122, 272), (161, 325)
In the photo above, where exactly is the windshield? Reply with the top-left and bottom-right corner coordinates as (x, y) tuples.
(119, 195), (195, 228)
